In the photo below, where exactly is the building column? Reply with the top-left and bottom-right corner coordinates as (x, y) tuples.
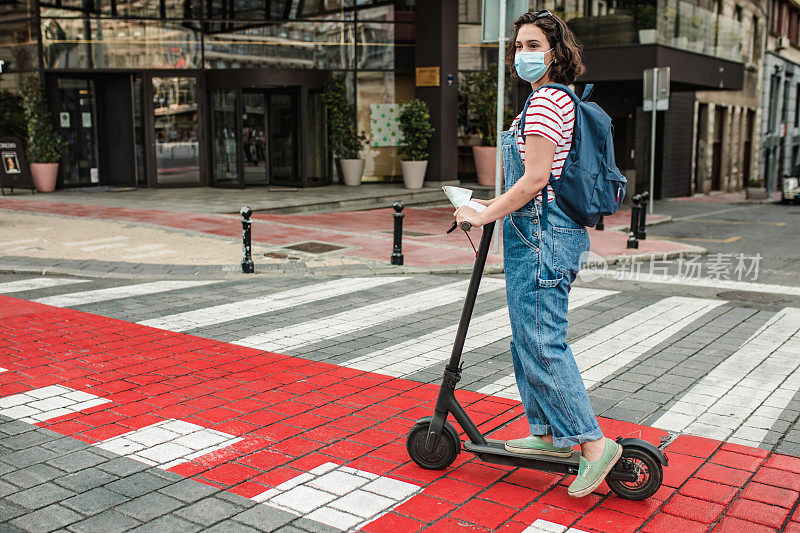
(414, 0), (459, 183)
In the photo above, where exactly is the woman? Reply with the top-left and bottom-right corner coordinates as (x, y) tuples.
(455, 10), (621, 498)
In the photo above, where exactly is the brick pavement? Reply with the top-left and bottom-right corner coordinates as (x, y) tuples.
(3, 294), (800, 531)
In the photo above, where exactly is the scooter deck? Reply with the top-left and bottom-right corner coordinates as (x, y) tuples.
(463, 439), (581, 475)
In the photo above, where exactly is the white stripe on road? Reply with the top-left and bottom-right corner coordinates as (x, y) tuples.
(654, 307), (800, 441)
(480, 296), (725, 400)
(0, 385), (110, 423)
(64, 236), (127, 247)
(0, 238), (41, 247)
(124, 250), (176, 260)
(139, 277), (408, 332)
(34, 280), (219, 307)
(0, 277), (91, 294)
(345, 288), (617, 377)
(233, 279), (507, 352)
(96, 418), (242, 470)
(80, 242), (130, 252)
(599, 272), (800, 297)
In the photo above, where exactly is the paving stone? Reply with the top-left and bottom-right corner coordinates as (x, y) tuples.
(0, 478), (19, 497)
(105, 471), (172, 498)
(128, 514), (203, 533)
(66, 510), (141, 533)
(6, 482), (76, 511)
(0, 499), (26, 521)
(157, 478), (220, 503)
(203, 522), (261, 533)
(233, 505), (295, 531)
(174, 496), (244, 526)
(291, 517), (342, 533)
(1, 447), (60, 469)
(116, 492), (184, 521)
(96, 457), (150, 477)
(54, 468), (118, 493)
(63, 487), (128, 516)
(2, 464), (64, 489)
(9, 503), (82, 532)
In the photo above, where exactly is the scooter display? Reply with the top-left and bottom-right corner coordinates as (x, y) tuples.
(406, 220), (668, 501)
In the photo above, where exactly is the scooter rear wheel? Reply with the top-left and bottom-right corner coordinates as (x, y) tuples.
(406, 421), (460, 470)
(606, 447), (663, 500)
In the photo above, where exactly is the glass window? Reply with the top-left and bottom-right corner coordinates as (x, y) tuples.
(152, 77), (200, 185)
(306, 90), (328, 184)
(203, 21), (354, 69)
(357, 22), (413, 70)
(242, 92), (267, 184)
(42, 18), (201, 69)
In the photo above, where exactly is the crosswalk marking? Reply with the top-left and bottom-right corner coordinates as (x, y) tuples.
(138, 277), (408, 332)
(599, 271), (800, 297)
(0, 385), (110, 423)
(63, 236), (127, 247)
(232, 279), (507, 352)
(345, 288), (617, 377)
(654, 307), (800, 441)
(253, 462), (419, 531)
(0, 277), (91, 294)
(96, 418), (242, 470)
(33, 280), (220, 307)
(479, 296), (725, 400)
(0, 238), (40, 246)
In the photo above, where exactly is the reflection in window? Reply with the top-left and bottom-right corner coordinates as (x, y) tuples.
(203, 21), (354, 69)
(153, 77), (201, 185)
(42, 17), (201, 68)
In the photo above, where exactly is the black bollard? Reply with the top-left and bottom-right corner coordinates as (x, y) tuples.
(637, 191), (649, 240)
(596, 215), (604, 231)
(391, 201), (404, 266)
(627, 194), (641, 249)
(241, 206), (254, 274)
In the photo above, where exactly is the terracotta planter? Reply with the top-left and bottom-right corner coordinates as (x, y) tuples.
(401, 161), (427, 190)
(472, 146), (497, 187)
(746, 187), (767, 200)
(340, 158), (365, 186)
(30, 163), (59, 192)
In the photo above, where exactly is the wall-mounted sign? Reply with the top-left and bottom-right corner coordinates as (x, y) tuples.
(446, 74), (455, 87)
(415, 66), (440, 87)
(81, 112), (92, 128)
(0, 60), (5, 75)
(60, 112), (70, 128)
(90, 167), (99, 183)
(370, 104), (402, 147)
(0, 137), (35, 194)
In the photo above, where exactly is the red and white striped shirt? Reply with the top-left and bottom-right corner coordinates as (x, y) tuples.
(510, 87), (575, 203)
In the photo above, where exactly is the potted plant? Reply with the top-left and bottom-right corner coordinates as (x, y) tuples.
(746, 177), (767, 199)
(321, 77), (367, 186)
(398, 98), (434, 189)
(462, 70), (499, 186)
(635, 3), (657, 44)
(21, 76), (64, 192)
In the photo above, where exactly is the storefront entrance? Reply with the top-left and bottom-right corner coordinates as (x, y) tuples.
(56, 79), (99, 186)
(207, 68), (329, 188)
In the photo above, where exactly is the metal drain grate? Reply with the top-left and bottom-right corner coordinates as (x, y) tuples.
(283, 241), (346, 254)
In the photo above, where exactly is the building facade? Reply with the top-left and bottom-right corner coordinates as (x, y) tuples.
(0, 0), (768, 195)
(760, 0), (800, 195)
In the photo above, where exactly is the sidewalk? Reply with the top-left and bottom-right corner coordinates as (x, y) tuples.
(0, 197), (701, 278)
(665, 191), (783, 204)
(1, 295), (799, 532)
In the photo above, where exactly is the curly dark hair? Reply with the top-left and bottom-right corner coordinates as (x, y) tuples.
(505, 11), (585, 85)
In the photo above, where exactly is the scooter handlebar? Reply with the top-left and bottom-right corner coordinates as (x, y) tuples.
(460, 221), (472, 232)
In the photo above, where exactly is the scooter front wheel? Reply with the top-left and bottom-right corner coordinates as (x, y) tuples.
(606, 446), (663, 500)
(406, 421), (460, 470)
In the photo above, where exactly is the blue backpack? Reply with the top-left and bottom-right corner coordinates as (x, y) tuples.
(525, 83), (626, 229)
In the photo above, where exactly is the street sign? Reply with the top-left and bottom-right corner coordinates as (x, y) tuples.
(643, 67), (670, 111)
(481, 0), (529, 42)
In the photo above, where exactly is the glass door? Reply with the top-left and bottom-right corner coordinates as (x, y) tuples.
(152, 76), (201, 185)
(268, 88), (301, 187)
(242, 91), (268, 185)
(210, 89), (239, 185)
(57, 79), (99, 186)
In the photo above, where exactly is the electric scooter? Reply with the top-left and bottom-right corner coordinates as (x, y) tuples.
(406, 220), (668, 500)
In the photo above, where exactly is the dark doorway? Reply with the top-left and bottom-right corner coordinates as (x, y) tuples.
(742, 109), (754, 186)
(711, 106), (726, 191)
(56, 78), (100, 187)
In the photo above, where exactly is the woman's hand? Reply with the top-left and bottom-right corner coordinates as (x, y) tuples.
(454, 206), (484, 228)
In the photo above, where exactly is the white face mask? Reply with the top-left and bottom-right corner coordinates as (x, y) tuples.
(514, 48), (553, 83)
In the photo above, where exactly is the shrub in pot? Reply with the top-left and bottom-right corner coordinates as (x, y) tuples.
(21, 76), (64, 192)
(398, 99), (434, 190)
(321, 77), (367, 186)
(460, 69), (514, 186)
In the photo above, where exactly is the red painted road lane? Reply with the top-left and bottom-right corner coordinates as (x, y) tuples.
(0, 199), (683, 267)
(1, 295), (798, 531)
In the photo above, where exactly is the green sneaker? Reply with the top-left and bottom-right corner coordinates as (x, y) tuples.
(504, 435), (573, 457)
(568, 438), (623, 498)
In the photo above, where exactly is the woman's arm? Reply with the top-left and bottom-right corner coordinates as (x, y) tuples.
(455, 134), (556, 227)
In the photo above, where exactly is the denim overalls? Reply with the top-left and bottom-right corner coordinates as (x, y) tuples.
(501, 101), (604, 448)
